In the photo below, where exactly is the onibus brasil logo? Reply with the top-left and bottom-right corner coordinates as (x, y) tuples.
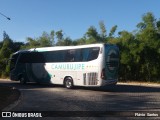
(1, 112), (42, 118)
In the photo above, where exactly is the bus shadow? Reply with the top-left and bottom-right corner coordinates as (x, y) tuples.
(74, 84), (160, 93)
(0, 81), (160, 93)
(0, 81), (56, 90)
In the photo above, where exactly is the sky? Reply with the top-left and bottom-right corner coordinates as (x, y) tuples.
(0, 0), (160, 42)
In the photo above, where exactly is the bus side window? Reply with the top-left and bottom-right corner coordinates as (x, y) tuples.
(44, 51), (55, 62)
(65, 50), (75, 62)
(57, 50), (65, 62)
(42, 50), (66, 62)
(81, 47), (100, 61)
(19, 52), (45, 63)
(87, 48), (100, 61)
(82, 48), (90, 61)
(74, 49), (82, 62)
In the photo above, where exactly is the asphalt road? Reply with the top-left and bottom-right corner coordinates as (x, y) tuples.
(0, 79), (160, 120)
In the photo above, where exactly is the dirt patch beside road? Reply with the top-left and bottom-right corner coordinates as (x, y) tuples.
(118, 81), (160, 87)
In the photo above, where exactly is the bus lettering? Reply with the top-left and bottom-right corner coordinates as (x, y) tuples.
(51, 64), (85, 70)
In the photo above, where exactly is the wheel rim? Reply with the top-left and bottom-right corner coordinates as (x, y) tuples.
(66, 80), (72, 88)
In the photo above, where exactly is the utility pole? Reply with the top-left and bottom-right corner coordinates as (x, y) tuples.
(0, 12), (11, 20)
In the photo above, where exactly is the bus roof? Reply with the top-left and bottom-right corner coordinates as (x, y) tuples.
(29, 43), (106, 52)
(13, 43), (117, 54)
(13, 50), (29, 55)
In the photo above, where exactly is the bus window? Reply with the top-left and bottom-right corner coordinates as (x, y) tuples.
(56, 50), (66, 62)
(39, 47), (99, 63)
(74, 49), (82, 62)
(82, 48), (90, 61)
(65, 49), (77, 62)
(82, 47), (100, 61)
(87, 47), (100, 61)
(44, 51), (55, 62)
(19, 52), (45, 63)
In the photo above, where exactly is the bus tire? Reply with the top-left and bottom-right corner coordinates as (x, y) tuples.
(64, 77), (74, 89)
(19, 76), (26, 85)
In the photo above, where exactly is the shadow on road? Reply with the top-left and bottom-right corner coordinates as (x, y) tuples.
(81, 84), (160, 93)
(0, 81), (160, 93)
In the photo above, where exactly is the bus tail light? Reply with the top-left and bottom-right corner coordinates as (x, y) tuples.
(101, 68), (105, 79)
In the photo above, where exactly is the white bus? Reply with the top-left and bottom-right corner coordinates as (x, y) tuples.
(9, 43), (119, 88)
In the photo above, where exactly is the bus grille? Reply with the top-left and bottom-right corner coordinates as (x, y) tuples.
(83, 72), (98, 85)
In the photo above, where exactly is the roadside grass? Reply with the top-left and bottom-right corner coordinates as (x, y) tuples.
(0, 86), (20, 111)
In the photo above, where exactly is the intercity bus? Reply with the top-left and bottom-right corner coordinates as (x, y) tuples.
(9, 43), (119, 88)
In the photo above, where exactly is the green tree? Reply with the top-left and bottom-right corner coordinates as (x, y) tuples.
(85, 26), (100, 44)
(116, 31), (136, 80)
(38, 31), (54, 47)
(75, 37), (86, 45)
(22, 30), (55, 49)
(99, 21), (107, 41)
(50, 30), (55, 46)
(60, 37), (73, 46)
(137, 12), (156, 30)
(109, 25), (118, 38)
(12, 42), (24, 52)
(0, 31), (13, 58)
(0, 31), (14, 77)
(136, 12), (160, 81)
(56, 30), (64, 46)
(22, 37), (40, 49)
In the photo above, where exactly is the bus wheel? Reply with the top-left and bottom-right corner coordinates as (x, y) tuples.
(19, 76), (26, 85)
(64, 77), (74, 89)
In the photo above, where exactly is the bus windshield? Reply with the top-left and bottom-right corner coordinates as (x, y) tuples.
(10, 53), (19, 71)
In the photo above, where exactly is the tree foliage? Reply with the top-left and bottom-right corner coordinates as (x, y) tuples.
(0, 31), (24, 77)
(114, 12), (160, 81)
